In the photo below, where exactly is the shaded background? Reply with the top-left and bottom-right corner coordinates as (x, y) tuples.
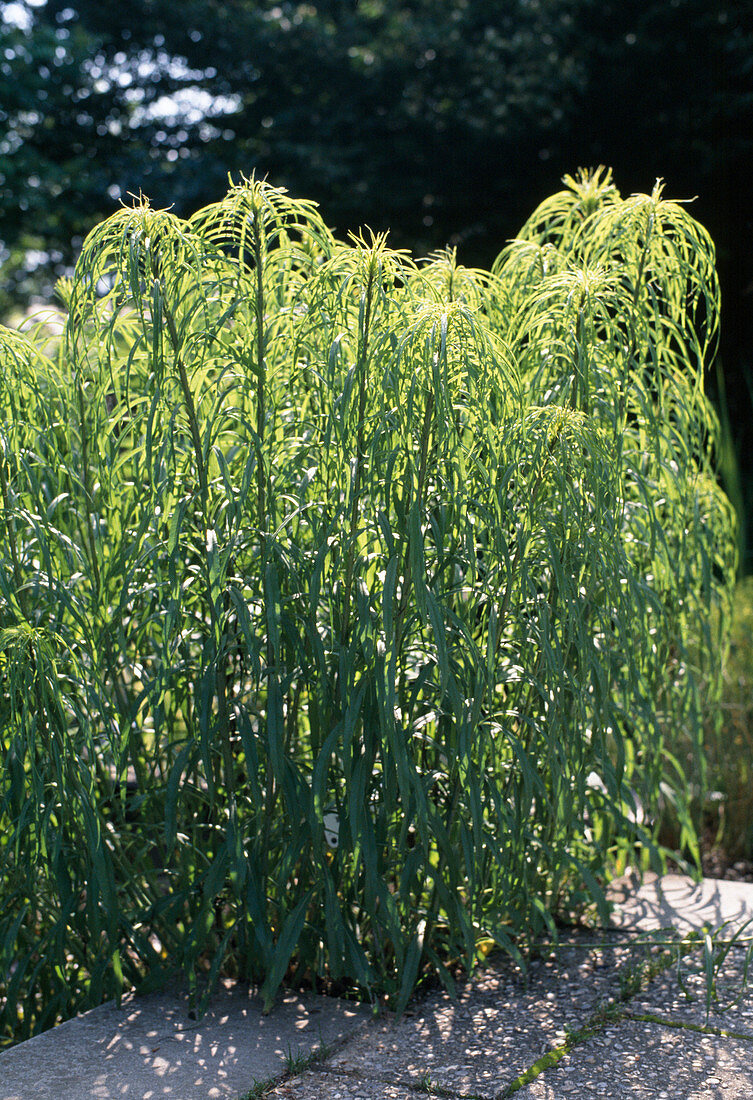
(2, 0), (752, 559)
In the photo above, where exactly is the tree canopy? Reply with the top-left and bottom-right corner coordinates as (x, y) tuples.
(0, 0), (588, 294)
(1, 0), (751, 339)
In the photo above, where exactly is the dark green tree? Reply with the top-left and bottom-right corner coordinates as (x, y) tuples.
(571, 0), (753, 349)
(2, 0), (752, 346)
(0, 0), (589, 306)
(566, 0), (753, 560)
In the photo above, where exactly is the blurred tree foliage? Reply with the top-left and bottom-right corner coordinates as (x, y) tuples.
(1, 0), (751, 352)
(573, 1), (753, 353)
(0, 0), (588, 298)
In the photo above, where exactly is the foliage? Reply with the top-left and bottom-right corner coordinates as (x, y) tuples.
(3, 1), (751, 282)
(0, 0), (589, 298)
(0, 8), (127, 306)
(571, 1), (753, 495)
(0, 170), (735, 1045)
(695, 576), (753, 861)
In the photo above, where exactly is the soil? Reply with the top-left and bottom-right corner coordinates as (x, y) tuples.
(700, 847), (753, 883)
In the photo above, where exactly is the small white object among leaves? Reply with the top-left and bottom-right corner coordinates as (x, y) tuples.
(323, 812), (340, 849)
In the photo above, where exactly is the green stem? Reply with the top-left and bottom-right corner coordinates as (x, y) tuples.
(249, 209), (283, 896)
(0, 451), (28, 619)
(394, 390), (434, 652)
(340, 261), (377, 648)
(160, 296), (209, 512)
(161, 291), (234, 808)
(75, 376), (102, 594)
(571, 302), (589, 413)
(620, 211), (654, 427)
(74, 374), (136, 744)
(252, 212), (268, 539)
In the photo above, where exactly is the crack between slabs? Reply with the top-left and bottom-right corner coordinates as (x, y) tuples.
(304, 1063), (492, 1099)
(497, 1010), (617, 1099)
(239, 1016), (379, 1099)
(622, 1009), (753, 1042)
(261, 935), (752, 1098)
(498, 1005), (753, 1097)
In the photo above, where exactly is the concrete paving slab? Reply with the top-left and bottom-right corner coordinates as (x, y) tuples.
(607, 872), (753, 936)
(267, 1070), (447, 1099)
(4, 874), (753, 1099)
(512, 1016), (753, 1099)
(320, 930), (639, 1099)
(625, 942), (753, 1035)
(0, 981), (370, 1100)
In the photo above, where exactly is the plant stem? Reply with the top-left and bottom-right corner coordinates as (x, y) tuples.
(340, 258), (377, 649)
(395, 389), (435, 652)
(0, 452), (28, 619)
(252, 208), (268, 539)
(161, 291), (234, 814)
(160, 296), (209, 513)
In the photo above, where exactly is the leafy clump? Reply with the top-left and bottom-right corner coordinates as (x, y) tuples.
(0, 169), (735, 1042)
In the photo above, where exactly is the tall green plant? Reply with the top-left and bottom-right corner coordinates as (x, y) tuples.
(0, 170), (735, 1044)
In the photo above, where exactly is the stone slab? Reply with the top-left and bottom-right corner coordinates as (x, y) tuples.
(318, 930), (638, 1099)
(4, 874), (753, 1100)
(607, 872), (753, 936)
(626, 941), (753, 1036)
(267, 1071), (440, 1099)
(513, 1015), (753, 1099)
(0, 981), (370, 1100)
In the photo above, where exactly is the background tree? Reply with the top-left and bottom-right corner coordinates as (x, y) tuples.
(1, 0), (752, 550)
(4, 0), (750, 284)
(0, 1), (589, 275)
(571, 0), (753, 498)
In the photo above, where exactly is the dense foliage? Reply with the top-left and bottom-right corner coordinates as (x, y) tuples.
(0, 171), (735, 1044)
(2, 2), (751, 311)
(0, 0), (589, 300)
(700, 576), (753, 863)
